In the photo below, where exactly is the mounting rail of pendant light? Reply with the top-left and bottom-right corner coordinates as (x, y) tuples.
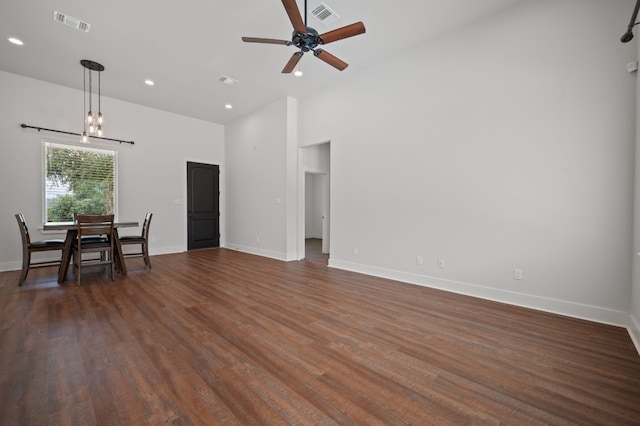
(81, 59), (105, 141)
(20, 124), (134, 145)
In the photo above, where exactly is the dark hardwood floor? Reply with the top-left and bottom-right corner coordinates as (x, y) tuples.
(304, 238), (328, 265)
(1, 246), (639, 425)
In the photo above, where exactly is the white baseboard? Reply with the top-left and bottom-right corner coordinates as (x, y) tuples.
(148, 246), (185, 256)
(0, 261), (21, 272)
(222, 243), (288, 261)
(0, 246), (185, 273)
(0, 257), (62, 272)
(328, 259), (631, 328)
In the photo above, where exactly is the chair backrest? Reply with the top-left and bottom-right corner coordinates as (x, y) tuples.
(141, 213), (153, 239)
(15, 213), (31, 246)
(76, 214), (114, 240)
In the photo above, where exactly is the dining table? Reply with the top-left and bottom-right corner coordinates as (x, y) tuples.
(43, 220), (139, 283)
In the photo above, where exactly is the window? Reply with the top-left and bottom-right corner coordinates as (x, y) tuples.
(43, 141), (118, 223)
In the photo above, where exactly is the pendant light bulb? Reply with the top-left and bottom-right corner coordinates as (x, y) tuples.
(89, 121), (95, 134)
(81, 131), (88, 143)
(87, 111), (94, 124)
(97, 112), (103, 125)
(97, 125), (103, 137)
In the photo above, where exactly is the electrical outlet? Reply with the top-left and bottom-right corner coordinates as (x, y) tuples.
(416, 256), (423, 265)
(438, 258), (445, 269)
(514, 268), (523, 280)
(353, 248), (358, 255)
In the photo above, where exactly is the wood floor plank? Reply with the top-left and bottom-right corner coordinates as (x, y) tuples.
(0, 245), (639, 424)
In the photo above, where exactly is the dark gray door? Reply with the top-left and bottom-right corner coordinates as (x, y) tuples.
(187, 162), (219, 250)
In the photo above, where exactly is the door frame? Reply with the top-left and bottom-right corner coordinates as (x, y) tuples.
(298, 141), (330, 260)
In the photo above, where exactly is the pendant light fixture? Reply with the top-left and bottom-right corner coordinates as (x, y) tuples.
(81, 59), (105, 142)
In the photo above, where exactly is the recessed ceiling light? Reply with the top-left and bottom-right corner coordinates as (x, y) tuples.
(144, 79), (155, 86)
(8, 37), (23, 46)
(225, 104), (233, 109)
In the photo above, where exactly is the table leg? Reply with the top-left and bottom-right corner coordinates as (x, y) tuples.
(112, 228), (127, 276)
(58, 229), (76, 283)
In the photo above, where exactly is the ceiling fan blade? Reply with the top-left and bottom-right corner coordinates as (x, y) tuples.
(318, 22), (366, 44)
(282, 51), (304, 73)
(282, 0), (306, 33)
(314, 49), (348, 71)
(242, 37), (291, 45)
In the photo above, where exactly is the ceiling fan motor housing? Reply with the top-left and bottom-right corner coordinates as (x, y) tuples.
(292, 27), (320, 51)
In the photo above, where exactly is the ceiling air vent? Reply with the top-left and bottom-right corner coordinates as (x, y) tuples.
(218, 75), (239, 86)
(52, 10), (90, 33)
(311, 3), (340, 25)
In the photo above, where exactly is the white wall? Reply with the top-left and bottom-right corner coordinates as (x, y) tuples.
(301, 0), (637, 325)
(0, 71), (225, 271)
(631, 28), (640, 350)
(225, 97), (298, 260)
(302, 142), (330, 173)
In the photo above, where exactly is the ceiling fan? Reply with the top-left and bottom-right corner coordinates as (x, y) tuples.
(241, 0), (366, 73)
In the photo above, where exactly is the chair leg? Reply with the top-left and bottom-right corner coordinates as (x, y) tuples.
(109, 249), (114, 281)
(143, 243), (151, 270)
(76, 252), (81, 287)
(18, 252), (30, 286)
(114, 254), (120, 273)
(72, 251), (77, 284)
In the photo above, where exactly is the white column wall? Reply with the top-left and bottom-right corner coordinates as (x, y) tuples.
(225, 97), (298, 260)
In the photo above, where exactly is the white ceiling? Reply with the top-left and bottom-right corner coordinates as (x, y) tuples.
(0, 0), (524, 125)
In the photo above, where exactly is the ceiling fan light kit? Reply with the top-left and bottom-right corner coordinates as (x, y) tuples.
(242, 0), (365, 73)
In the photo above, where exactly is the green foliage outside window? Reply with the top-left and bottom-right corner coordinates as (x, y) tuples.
(44, 143), (116, 222)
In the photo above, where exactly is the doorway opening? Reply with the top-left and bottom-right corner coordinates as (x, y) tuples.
(300, 141), (330, 262)
(304, 171), (329, 260)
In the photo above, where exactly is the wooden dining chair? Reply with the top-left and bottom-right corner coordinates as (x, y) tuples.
(119, 212), (153, 270)
(15, 213), (65, 286)
(72, 214), (115, 286)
